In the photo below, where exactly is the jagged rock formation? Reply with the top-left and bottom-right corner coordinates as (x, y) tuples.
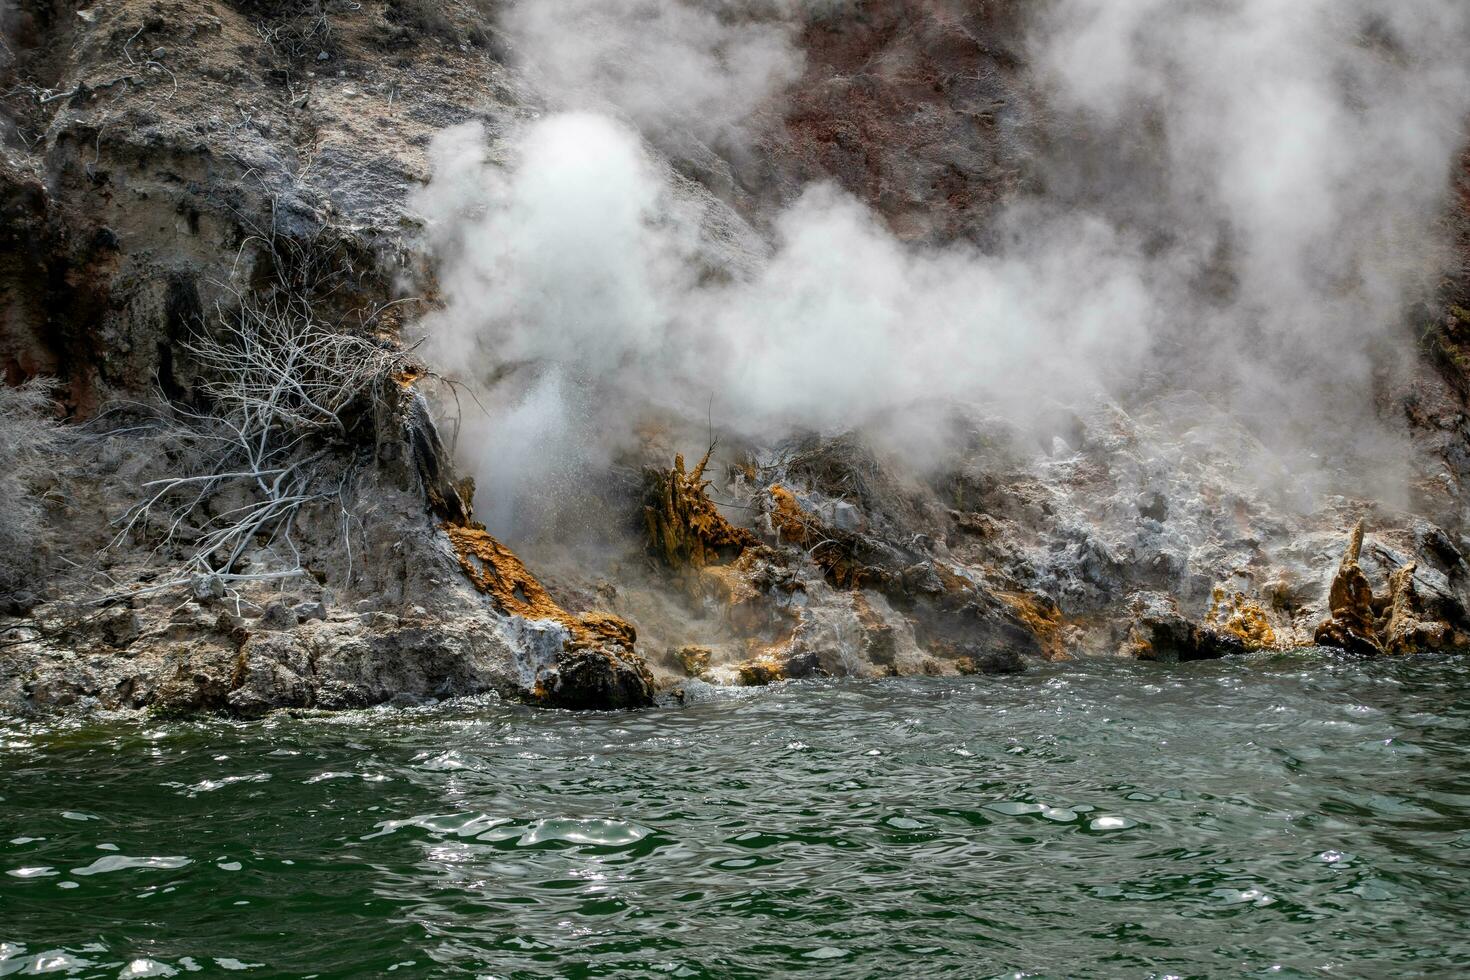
(643, 446), (759, 573)
(1313, 522), (1384, 655)
(1313, 521), (1470, 656)
(630, 439), (1061, 685)
(442, 522), (653, 708)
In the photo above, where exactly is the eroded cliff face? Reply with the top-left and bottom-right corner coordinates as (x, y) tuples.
(495, 2), (1470, 687)
(0, 0), (653, 714)
(1, 0), (514, 405)
(2, 0), (1469, 716)
(756, 0), (1031, 242)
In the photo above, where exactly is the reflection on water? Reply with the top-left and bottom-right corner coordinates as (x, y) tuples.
(4, 653), (1470, 977)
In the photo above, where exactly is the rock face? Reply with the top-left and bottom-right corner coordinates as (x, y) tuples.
(1120, 592), (1247, 663)
(2, 1), (502, 407)
(628, 438), (1074, 682)
(0, 1), (662, 716)
(757, 0), (1032, 242)
(5, 603), (525, 718)
(3, 1), (1470, 716)
(1313, 522), (1470, 656)
(597, 382), (1470, 683)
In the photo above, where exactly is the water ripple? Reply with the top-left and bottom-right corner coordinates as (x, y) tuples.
(2, 658), (1469, 975)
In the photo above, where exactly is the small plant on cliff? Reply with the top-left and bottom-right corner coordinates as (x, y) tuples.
(109, 284), (409, 601)
(0, 379), (63, 604)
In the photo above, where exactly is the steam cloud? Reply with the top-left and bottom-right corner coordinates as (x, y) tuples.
(414, 0), (1470, 538)
(1033, 0), (1470, 473)
(501, 0), (803, 143)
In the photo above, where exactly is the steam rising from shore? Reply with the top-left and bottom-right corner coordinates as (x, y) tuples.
(1034, 0), (1470, 466)
(414, 0), (1470, 535)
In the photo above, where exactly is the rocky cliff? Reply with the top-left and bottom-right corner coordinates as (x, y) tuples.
(2, 0), (1469, 717)
(0, 0), (657, 714)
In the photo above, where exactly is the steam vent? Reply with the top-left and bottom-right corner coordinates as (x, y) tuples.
(4, 2), (1470, 975)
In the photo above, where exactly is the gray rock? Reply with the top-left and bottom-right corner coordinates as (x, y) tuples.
(535, 643), (657, 710)
(24, 654), (102, 710)
(227, 659), (308, 717)
(955, 648), (1026, 675)
(167, 602), (216, 637)
(98, 607), (142, 648)
(190, 574), (225, 602)
(313, 622), (516, 706)
(258, 601), (297, 631)
(1120, 591), (1247, 663)
(0, 591), (38, 616)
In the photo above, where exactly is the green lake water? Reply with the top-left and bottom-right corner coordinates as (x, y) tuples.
(3, 655), (1469, 978)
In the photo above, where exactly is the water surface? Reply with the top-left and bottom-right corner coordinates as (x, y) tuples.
(4, 655), (1469, 977)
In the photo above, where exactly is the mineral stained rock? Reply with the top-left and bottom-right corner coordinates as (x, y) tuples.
(1314, 522), (1387, 655)
(1314, 522), (1469, 656)
(443, 522), (654, 709)
(644, 447), (759, 572)
(674, 645), (713, 678)
(1121, 592), (1249, 663)
(1205, 590), (1280, 652)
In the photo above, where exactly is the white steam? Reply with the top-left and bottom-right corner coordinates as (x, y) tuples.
(418, 113), (693, 377)
(1034, 0), (1470, 418)
(501, 0), (803, 143)
(415, 0), (1470, 537)
(692, 190), (1154, 434)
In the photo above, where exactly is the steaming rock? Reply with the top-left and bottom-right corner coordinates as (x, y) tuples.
(644, 448), (759, 574)
(1314, 522), (1385, 655)
(3, 0), (1470, 719)
(674, 645), (712, 678)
